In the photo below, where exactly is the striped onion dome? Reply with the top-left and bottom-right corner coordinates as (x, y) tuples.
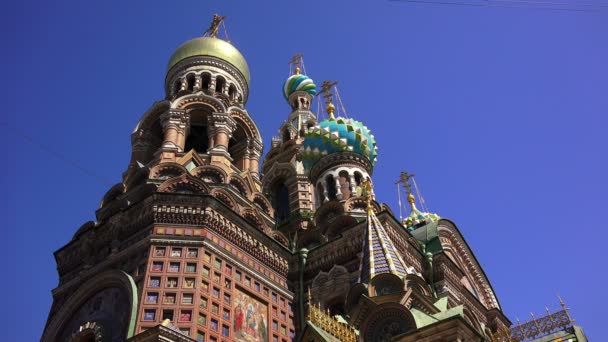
(283, 73), (316, 100)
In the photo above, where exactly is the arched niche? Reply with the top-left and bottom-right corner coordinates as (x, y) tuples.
(185, 106), (212, 154)
(41, 271), (138, 342)
(361, 303), (417, 342)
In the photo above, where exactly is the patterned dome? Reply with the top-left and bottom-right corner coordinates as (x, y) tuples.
(402, 193), (440, 231)
(283, 73), (316, 100)
(300, 116), (378, 170)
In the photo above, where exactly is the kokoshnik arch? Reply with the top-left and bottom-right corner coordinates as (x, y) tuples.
(42, 15), (587, 342)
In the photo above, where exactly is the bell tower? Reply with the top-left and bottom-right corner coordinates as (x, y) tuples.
(262, 55), (318, 237)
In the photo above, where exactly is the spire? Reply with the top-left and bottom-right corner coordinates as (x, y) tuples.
(359, 179), (410, 283)
(289, 53), (304, 75)
(318, 80), (338, 120)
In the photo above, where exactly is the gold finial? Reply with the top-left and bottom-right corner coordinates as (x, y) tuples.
(362, 178), (374, 214)
(289, 54), (304, 75)
(396, 171), (418, 211)
(203, 14), (226, 38)
(318, 80), (338, 119)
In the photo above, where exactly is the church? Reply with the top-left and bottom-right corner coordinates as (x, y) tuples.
(41, 15), (587, 342)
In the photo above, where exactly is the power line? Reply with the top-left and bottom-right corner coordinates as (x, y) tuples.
(0, 122), (114, 186)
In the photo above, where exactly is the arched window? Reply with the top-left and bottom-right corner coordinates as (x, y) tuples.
(228, 125), (247, 170)
(282, 129), (291, 142)
(272, 182), (290, 224)
(185, 109), (210, 153)
(228, 85), (236, 100)
(326, 175), (337, 201)
(354, 172), (363, 186)
(174, 79), (182, 95)
(201, 73), (211, 93)
(215, 76), (225, 94)
(338, 171), (351, 200)
(316, 183), (325, 208)
(186, 74), (196, 92)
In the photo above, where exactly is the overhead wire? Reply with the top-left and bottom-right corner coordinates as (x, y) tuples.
(334, 86), (349, 118)
(0, 122), (113, 186)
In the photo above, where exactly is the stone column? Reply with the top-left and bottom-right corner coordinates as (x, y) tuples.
(208, 113), (236, 155)
(160, 109), (188, 151)
(248, 139), (263, 178)
(193, 74), (202, 92)
(335, 176), (342, 200)
(349, 174), (357, 196)
(321, 179), (329, 203)
(210, 75), (217, 93)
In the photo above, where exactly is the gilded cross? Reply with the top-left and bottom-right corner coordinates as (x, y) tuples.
(203, 14), (226, 38)
(317, 80), (338, 103)
(396, 171), (415, 194)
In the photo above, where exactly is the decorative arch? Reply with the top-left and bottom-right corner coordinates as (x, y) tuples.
(241, 208), (264, 231)
(270, 231), (289, 247)
(131, 101), (170, 136)
(344, 196), (381, 213)
(324, 215), (358, 239)
(227, 174), (251, 198)
(311, 265), (351, 315)
(361, 303), (417, 342)
(192, 165), (228, 184)
(157, 174), (210, 194)
(211, 188), (238, 211)
(171, 93), (226, 113)
(404, 274), (431, 297)
(314, 201), (345, 228)
(69, 321), (103, 342)
(124, 166), (149, 192)
(100, 183), (124, 208)
(40, 270), (138, 342)
(297, 231), (326, 250)
(229, 108), (261, 141)
(149, 163), (188, 180)
(463, 308), (484, 335)
(345, 283), (368, 313)
(370, 273), (405, 297)
(252, 193), (273, 216)
(437, 219), (500, 310)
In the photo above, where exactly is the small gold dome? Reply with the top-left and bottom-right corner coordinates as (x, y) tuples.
(167, 37), (250, 86)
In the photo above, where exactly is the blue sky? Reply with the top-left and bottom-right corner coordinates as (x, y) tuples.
(1, 0), (606, 340)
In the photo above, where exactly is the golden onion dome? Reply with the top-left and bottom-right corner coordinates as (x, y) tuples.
(167, 37), (250, 86)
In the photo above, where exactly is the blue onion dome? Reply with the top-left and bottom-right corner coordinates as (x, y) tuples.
(283, 68), (316, 100)
(300, 109), (378, 170)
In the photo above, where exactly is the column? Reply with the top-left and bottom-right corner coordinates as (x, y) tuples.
(322, 179), (329, 203)
(160, 109), (188, 151)
(349, 174), (356, 196)
(335, 176), (342, 200)
(208, 113), (236, 153)
(193, 74), (202, 92)
(248, 139), (263, 178)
